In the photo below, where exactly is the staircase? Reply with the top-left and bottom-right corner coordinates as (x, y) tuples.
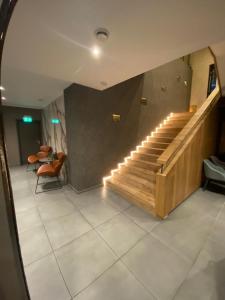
(104, 112), (194, 215)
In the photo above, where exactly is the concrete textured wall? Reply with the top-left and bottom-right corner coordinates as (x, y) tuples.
(65, 59), (192, 191)
(2, 106), (42, 166)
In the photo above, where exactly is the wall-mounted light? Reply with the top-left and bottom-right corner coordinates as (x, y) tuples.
(1, 96), (6, 101)
(112, 114), (120, 122)
(140, 97), (148, 105)
(22, 116), (33, 123)
(0, 86), (5, 91)
(51, 118), (60, 124)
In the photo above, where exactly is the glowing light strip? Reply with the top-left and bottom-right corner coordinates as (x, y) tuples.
(102, 112), (173, 185)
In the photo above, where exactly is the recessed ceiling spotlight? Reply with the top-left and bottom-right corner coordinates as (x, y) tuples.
(95, 28), (109, 42)
(0, 86), (5, 91)
(91, 46), (101, 58)
(1, 96), (6, 100)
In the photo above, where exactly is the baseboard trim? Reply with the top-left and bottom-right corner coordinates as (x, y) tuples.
(68, 183), (103, 194)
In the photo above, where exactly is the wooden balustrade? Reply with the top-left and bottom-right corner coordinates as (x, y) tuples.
(155, 86), (221, 218)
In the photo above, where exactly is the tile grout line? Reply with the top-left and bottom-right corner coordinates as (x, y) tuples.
(171, 199), (225, 300)
(64, 188), (157, 299)
(36, 208), (73, 300)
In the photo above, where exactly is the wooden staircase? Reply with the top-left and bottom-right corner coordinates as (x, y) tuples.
(104, 112), (194, 215)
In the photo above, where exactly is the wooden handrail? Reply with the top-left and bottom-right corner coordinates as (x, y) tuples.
(157, 86), (221, 172)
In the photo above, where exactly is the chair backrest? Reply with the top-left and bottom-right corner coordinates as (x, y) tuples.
(40, 145), (52, 153)
(204, 159), (225, 182)
(210, 156), (225, 169)
(52, 152), (66, 175)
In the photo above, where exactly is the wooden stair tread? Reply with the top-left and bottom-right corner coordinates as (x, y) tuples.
(115, 172), (155, 190)
(107, 178), (155, 213)
(130, 158), (160, 167)
(120, 165), (156, 178)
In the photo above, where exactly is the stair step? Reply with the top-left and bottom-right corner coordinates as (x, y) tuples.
(172, 112), (194, 117)
(107, 179), (155, 214)
(132, 152), (159, 162)
(120, 165), (156, 182)
(157, 127), (182, 133)
(147, 137), (174, 144)
(114, 172), (155, 192)
(147, 142), (170, 149)
(139, 146), (164, 155)
(128, 158), (161, 171)
(154, 132), (178, 138)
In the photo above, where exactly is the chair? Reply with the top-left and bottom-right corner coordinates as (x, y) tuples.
(27, 145), (52, 171)
(35, 152), (66, 193)
(210, 155), (225, 170)
(203, 159), (225, 190)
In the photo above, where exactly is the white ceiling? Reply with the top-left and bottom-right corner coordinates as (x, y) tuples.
(2, 0), (225, 108)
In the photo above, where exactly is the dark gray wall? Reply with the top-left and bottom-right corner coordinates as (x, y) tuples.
(2, 106), (42, 166)
(65, 59), (192, 191)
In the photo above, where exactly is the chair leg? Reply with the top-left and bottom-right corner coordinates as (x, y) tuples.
(203, 179), (210, 191)
(35, 176), (39, 194)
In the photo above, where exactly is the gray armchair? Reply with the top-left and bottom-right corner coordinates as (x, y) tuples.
(203, 159), (225, 190)
(210, 156), (225, 170)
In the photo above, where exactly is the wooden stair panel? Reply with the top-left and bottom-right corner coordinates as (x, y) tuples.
(132, 152), (159, 163)
(139, 146), (164, 155)
(106, 179), (155, 215)
(128, 158), (161, 172)
(147, 137), (174, 144)
(120, 165), (156, 182)
(146, 142), (170, 149)
(154, 132), (178, 138)
(114, 172), (155, 193)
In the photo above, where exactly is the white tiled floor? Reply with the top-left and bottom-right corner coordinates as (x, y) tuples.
(10, 166), (225, 300)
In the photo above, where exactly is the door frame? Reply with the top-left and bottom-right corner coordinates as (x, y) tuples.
(0, 1), (30, 299)
(16, 119), (42, 165)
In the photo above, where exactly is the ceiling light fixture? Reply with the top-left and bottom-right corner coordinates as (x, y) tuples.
(95, 28), (109, 42)
(91, 46), (101, 58)
(0, 86), (5, 91)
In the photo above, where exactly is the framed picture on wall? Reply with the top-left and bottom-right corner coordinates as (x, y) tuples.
(207, 64), (217, 96)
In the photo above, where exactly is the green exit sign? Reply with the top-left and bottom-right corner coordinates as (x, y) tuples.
(51, 118), (60, 124)
(22, 116), (33, 123)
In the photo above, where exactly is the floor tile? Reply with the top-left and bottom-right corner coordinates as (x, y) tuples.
(55, 230), (116, 296)
(122, 234), (191, 300)
(96, 213), (146, 257)
(14, 195), (37, 213)
(16, 207), (42, 233)
(174, 238), (225, 300)
(103, 189), (132, 211)
(182, 189), (225, 218)
(152, 212), (214, 262)
(124, 205), (159, 232)
(74, 262), (155, 300)
(19, 225), (52, 266)
(45, 211), (92, 249)
(38, 198), (76, 222)
(80, 200), (119, 227)
(25, 254), (71, 300)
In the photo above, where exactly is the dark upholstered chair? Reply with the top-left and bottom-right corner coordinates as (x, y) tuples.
(210, 155), (225, 170)
(203, 159), (225, 190)
(35, 152), (66, 193)
(27, 145), (52, 170)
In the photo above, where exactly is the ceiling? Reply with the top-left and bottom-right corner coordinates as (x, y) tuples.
(2, 0), (225, 108)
